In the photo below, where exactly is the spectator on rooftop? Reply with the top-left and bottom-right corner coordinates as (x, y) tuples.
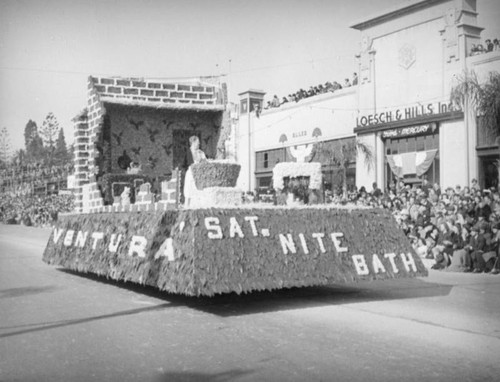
(485, 39), (494, 52)
(334, 81), (343, 90)
(271, 95), (280, 108)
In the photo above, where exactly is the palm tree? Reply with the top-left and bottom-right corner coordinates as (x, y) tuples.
(450, 70), (500, 180)
(318, 138), (374, 199)
(451, 70), (500, 136)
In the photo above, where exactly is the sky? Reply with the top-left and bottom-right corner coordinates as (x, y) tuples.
(1, 0), (500, 153)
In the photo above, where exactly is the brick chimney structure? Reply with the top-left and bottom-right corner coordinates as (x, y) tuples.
(75, 75), (229, 213)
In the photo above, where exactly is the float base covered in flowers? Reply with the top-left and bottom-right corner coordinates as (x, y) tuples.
(43, 206), (428, 296)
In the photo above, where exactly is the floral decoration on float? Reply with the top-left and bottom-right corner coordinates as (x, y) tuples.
(272, 162), (323, 206)
(272, 162), (322, 190)
(190, 160), (241, 190)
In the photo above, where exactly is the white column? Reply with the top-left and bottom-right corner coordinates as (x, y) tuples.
(376, 132), (385, 189)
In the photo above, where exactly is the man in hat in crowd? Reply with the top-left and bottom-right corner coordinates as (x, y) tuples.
(421, 177), (431, 194)
(445, 186), (455, 199)
(446, 223), (472, 272)
(408, 195), (420, 221)
(479, 194), (493, 220)
(471, 178), (480, 191)
(490, 191), (500, 215)
(466, 223), (487, 272)
(432, 208), (446, 228)
(371, 182), (382, 199)
(484, 222), (500, 273)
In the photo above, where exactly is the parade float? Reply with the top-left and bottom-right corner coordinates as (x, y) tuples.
(42, 76), (427, 296)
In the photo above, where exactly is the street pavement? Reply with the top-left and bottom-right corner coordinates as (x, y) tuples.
(1, 223), (500, 382)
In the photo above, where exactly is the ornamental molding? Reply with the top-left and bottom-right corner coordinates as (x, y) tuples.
(399, 43), (416, 70)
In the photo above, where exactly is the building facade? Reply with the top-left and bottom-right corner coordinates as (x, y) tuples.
(237, 87), (357, 193)
(235, 0), (500, 193)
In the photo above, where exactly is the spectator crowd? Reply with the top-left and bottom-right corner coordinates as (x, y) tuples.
(2, 156), (500, 274)
(0, 162), (75, 227)
(0, 163), (73, 194)
(0, 193), (74, 227)
(328, 178), (500, 274)
(265, 36), (500, 109)
(264, 73), (358, 110)
(262, 37), (500, 110)
(470, 37), (499, 56)
(253, 178), (500, 274)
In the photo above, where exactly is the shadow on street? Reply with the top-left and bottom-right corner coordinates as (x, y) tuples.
(57, 268), (453, 317)
(152, 369), (254, 382)
(0, 302), (176, 339)
(0, 285), (60, 299)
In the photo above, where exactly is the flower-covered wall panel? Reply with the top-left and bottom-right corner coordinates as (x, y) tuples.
(105, 104), (221, 178)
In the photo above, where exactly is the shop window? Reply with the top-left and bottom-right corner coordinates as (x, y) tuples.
(423, 135), (429, 150)
(240, 99), (248, 114)
(255, 152), (263, 170)
(477, 116), (499, 148)
(399, 140), (407, 153)
(386, 140), (392, 155)
(258, 176), (272, 188)
(479, 156), (499, 189)
(407, 138), (416, 152)
(424, 133), (439, 150)
(384, 132), (440, 188)
(416, 135), (425, 151)
(434, 157), (440, 183)
(256, 148), (286, 172)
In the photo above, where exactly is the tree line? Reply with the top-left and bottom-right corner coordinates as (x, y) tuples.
(0, 112), (72, 170)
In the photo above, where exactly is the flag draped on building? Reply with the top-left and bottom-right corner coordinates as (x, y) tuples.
(386, 149), (438, 178)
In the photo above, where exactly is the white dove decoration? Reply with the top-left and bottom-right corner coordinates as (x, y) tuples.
(289, 144), (313, 163)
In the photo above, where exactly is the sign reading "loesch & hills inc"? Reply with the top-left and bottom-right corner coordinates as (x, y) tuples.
(356, 101), (461, 129)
